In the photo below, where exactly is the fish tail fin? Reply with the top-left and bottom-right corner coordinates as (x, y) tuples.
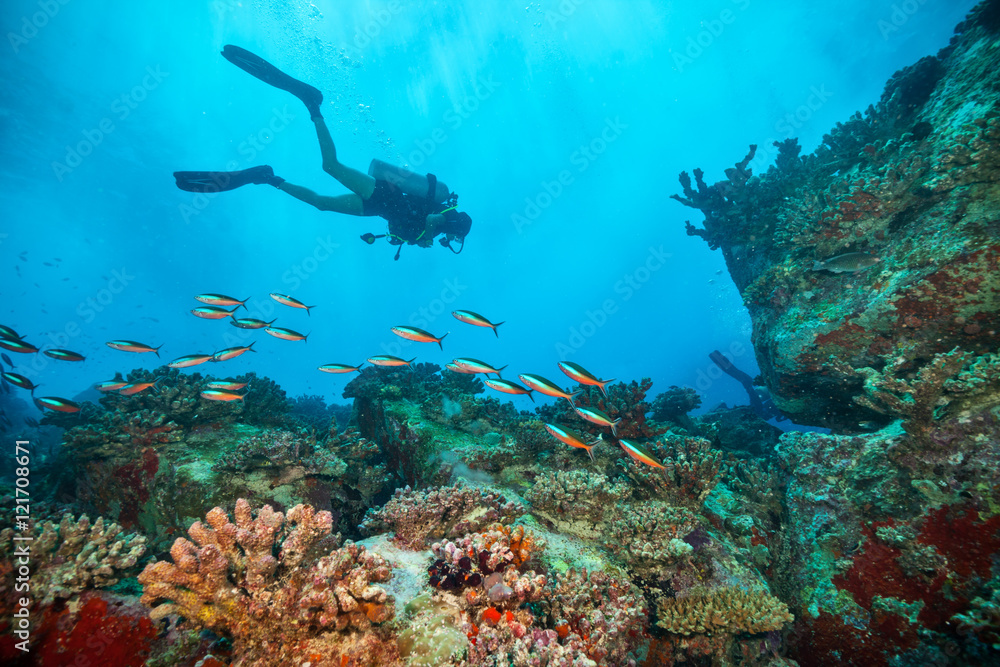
(611, 418), (621, 437)
(527, 390), (535, 403)
(493, 322), (504, 337)
(811, 261), (824, 271)
(598, 379), (615, 397)
(306, 305), (317, 317)
(568, 390), (583, 407)
(585, 444), (595, 461)
(437, 332), (449, 351)
(155, 345), (162, 358)
(407, 357), (417, 365)
(241, 297), (250, 312)
(496, 364), (508, 379)
(248, 341), (257, 352)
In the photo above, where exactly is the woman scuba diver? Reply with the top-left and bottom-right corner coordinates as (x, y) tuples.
(174, 45), (473, 260)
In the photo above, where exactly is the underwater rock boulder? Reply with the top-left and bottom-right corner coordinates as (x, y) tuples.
(672, 2), (1000, 430)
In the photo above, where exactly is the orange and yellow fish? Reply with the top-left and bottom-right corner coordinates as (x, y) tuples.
(453, 358), (507, 377)
(319, 363), (364, 374)
(518, 374), (580, 405)
(95, 380), (127, 392)
(200, 389), (244, 402)
(119, 382), (157, 396)
(192, 306), (239, 320)
(168, 354), (214, 369)
(543, 423), (597, 460)
(367, 355), (416, 367)
(573, 406), (620, 436)
(205, 381), (247, 391)
(195, 293), (250, 310)
(618, 438), (666, 469)
(212, 343), (256, 362)
(452, 310), (504, 337)
(484, 378), (534, 402)
(391, 326), (449, 351)
(34, 396), (81, 413)
(107, 340), (162, 357)
(231, 317), (275, 330)
(265, 326), (308, 342)
(270, 293), (316, 316)
(558, 361), (614, 398)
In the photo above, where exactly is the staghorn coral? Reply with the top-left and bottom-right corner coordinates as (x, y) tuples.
(622, 435), (722, 506)
(603, 501), (698, 570)
(0, 513), (146, 616)
(138, 499), (396, 667)
(358, 483), (525, 548)
(655, 587), (794, 636)
(525, 469), (631, 525)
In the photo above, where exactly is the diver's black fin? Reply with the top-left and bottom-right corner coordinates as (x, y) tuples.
(221, 45), (323, 118)
(173, 166), (280, 192)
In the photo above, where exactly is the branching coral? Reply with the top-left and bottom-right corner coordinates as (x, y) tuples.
(358, 483), (525, 548)
(622, 435), (722, 506)
(525, 469), (631, 525)
(138, 500), (395, 667)
(655, 587), (793, 636)
(0, 513), (146, 615)
(603, 501), (698, 570)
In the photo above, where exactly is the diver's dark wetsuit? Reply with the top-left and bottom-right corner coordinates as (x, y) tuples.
(362, 179), (441, 247)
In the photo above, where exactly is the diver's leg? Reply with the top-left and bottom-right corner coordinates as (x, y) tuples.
(276, 182), (365, 215)
(313, 117), (377, 199)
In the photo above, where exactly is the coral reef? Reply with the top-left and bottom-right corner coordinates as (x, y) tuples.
(538, 379), (668, 440)
(650, 385), (702, 431)
(656, 587), (793, 636)
(621, 435), (722, 507)
(358, 483), (525, 548)
(671, 2), (1000, 430)
(138, 499), (398, 667)
(603, 501), (699, 571)
(525, 469), (631, 535)
(0, 512), (146, 617)
(696, 405), (782, 457)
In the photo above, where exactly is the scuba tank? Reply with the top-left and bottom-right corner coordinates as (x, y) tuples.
(368, 159), (451, 203)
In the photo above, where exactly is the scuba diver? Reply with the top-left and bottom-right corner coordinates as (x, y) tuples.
(708, 350), (787, 422)
(174, 45), (472, 260)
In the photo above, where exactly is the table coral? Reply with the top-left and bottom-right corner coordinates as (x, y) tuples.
(138, 499), (397, 667)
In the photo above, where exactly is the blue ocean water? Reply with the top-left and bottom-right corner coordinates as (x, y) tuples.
(0, 0), (975, 417)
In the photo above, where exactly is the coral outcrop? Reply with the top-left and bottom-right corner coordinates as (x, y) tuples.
(138, 499), (398, 667)
(671, 2), (1000, 430)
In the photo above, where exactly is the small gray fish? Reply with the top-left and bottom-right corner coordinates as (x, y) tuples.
(811, 252), (880, 274)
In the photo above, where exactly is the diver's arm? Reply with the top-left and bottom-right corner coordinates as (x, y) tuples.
(276, 182), (364, 215)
